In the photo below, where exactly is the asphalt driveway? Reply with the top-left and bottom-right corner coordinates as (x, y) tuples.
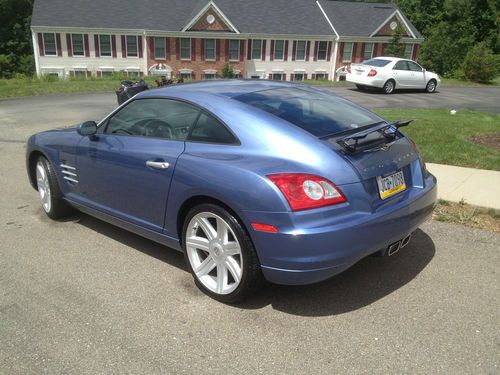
(0, 88), (499, 374)
(327, 85), (500, 113)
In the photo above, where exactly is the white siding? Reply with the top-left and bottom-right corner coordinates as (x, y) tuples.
(35, 32), (145, 78)
(245, 39), (335, 80)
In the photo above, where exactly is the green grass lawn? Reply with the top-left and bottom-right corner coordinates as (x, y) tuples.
(0, 76), (160, 99)
(376, 109), (500, 171)
(440, 76), (500, 87)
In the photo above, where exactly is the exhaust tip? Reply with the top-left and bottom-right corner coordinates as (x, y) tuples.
(401, 234), (411, 248)
(387, 241), (401, 256)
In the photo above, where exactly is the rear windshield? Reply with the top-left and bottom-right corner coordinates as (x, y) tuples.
(363, 59), (391, 67)
(234, 88), (384, 137)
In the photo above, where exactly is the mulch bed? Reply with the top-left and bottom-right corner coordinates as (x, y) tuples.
(470, 132), (500, 151)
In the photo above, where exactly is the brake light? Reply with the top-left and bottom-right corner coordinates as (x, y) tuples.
(267, 174), (346, 211)
(367, 69), (377, 77)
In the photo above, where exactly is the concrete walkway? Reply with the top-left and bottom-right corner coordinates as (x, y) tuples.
(427, 163), (500, 209)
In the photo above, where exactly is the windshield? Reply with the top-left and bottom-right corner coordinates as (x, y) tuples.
(362, 59), (391, 67)
(234, 88), (384, 137)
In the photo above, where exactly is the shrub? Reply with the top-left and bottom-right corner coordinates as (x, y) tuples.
(220, 63), (234, 78)
(462, 42), (497, 83)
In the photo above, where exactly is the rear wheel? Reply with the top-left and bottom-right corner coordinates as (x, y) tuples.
(182, 203), (263, 303)
(35, 156), (74, 219)
(383, 80), (395, 94)
(425, 79), (437, 93)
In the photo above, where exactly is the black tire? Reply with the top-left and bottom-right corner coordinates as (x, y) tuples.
(182, 203), (263, 303)
(383, 79), (396, 94)
(35, 156), (75, 220)
(356, 84), (366, 91)
(425, 79), (437, 93)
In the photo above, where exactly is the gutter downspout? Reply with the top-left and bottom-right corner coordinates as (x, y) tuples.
(316, 0), (340, 81)
(31, 29), (41, 77)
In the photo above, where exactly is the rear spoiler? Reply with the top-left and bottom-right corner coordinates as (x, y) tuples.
(338, 120), (413, 153)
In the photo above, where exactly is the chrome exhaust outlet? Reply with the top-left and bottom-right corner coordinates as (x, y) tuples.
(401, 234), (411, 248)
(387, 241), (402, 256)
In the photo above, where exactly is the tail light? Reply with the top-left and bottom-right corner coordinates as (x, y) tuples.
(367, 69), (377, 77)
(267, 173), (346, 211)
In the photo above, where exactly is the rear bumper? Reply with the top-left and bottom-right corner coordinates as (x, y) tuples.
(243, 173), (437, 285)
(346, 74), (386, 88)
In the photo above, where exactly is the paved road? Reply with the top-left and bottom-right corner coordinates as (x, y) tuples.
(327, 85), (500, 113)
(0, 90), (499, 374)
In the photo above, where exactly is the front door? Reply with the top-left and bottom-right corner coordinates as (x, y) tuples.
(75, 98), (201, 232)
(392, 60), (413, 87)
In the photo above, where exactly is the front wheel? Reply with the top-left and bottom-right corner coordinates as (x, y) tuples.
(35, 156), (74, 219)
(383, 80), (395, 94)
(182, 203), (263, 303)
(425, 79), (437, 93)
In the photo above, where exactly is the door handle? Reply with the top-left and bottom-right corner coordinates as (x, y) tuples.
(146, 160), (170, 170)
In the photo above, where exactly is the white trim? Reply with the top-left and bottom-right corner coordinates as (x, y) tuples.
(32, 30), (40, 76)
(273, 40), (285, 61)
(293, 68), (305, 72)
(363, 42), (374, 60)
(341, 42), (354, 63)
(316, 0), (339, 39)
(98, 34), (113, 57)
(179, 68), (193, 73)
(71, 33), (85, 57)
(314, 69), (327, 72)
(125, 35), (139, 58)
(181, 1), (240, 33)
(318, 40), (330, 61)
(42, 32), (58, 56)
(179, 37), (192, 60)
(204, 38), (217, 61)
(330, 41), (338, 81)
(250, 39), (263, 61)
(369, 10), (416, 39)
(271, 68), (284, 72)
(294, 40), (307, 61)
(153, 36), (166, 59)
(202, 69), (217, 74)
(228, 39), (240, 61)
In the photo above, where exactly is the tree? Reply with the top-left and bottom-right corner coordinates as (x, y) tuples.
(220, 63), (234, 78)
(385, 23), (406, 57)
(462, 42), (497, 82)
(0, 0), (34, 78)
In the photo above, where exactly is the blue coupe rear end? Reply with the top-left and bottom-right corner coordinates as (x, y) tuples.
(27, 80), (436, 302)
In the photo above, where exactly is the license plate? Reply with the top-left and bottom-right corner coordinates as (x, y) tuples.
(355, 70), (363, 75)
(376, 170), (406, 200)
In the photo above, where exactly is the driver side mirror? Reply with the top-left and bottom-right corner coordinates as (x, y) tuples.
(77, 121), (97, 136)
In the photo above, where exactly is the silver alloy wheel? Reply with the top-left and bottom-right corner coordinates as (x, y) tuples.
(185, 212), (243, 295)
(36, 161), (51, 213)
(427, 80), (436, 92)
(385, 80), (394, 94)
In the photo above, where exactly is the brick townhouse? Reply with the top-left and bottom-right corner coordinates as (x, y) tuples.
(31, 0), (423, 81)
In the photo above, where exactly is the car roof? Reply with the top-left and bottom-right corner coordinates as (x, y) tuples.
(138, 79), (305, 99)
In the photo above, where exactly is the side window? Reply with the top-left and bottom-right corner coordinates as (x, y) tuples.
(188, 112), (237, 144)
(393, 61), (409, 71)
(408, 61), (423, 72)
(105, 99), (200, 140)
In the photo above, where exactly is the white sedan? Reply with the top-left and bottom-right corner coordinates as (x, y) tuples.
(346, 57), (441, 94)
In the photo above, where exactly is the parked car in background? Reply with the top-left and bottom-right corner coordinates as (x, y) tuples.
(26, 80), (437, 303)
(346, 57), (441, 94)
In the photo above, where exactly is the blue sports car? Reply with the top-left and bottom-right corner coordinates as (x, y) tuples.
(26, 80), (437, 302)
